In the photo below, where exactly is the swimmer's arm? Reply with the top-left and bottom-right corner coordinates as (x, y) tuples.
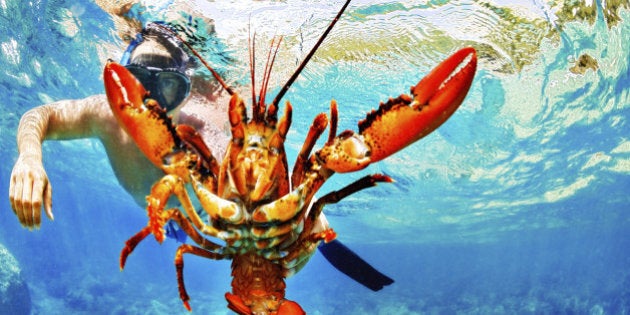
(16, 95), (110, 158)
(11, 95), (111, 227)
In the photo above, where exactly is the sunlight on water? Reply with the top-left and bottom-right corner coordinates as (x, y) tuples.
(1, 0), (629, 314)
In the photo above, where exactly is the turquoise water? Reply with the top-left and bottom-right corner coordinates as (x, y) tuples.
(1, 1), (629, 314)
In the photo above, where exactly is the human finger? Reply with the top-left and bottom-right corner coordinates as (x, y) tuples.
(9, 172), (17, 215)
(10, 163), (31, 226)
(31, 175), (45, 228)
(44, 182), (54, 221)
(12, 173), (28, 226)
(21, 175), (35, 228)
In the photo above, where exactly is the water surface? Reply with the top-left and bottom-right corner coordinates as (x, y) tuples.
(1, 1), (629, 314)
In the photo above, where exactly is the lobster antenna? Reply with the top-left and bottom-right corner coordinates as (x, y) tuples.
(154, 23), (235, 96)
(260, 36), (283, 119)
(270, 0), (351, 108)
(249, 27), (258, 120)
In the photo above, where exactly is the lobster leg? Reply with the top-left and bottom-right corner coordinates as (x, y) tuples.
(291, 112), (328, 187)
(167, 209), (225, 252)
(316, 47), (477, 173)
(175, 244), (229, 311)
(118, 208), (218, 269)
(280, 227), (337, 278)
(145, 177), (179, 243)
(144, 175), (209, 243)
(251, 173), (323, 224)
(251, 186), (305, 223)
(176, 124), (221, 177)
(119, 199), (177, 270)
(157, 175), (237, 241)
(307, 174), (393, 226)
(119, 226), (151, 270)
(191, 175), (244, 226)
(281, 174), (391, 273)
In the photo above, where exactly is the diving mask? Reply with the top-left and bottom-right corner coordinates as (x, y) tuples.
(125, 64), (191, 112)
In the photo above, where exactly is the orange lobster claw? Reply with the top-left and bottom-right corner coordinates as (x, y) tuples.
(276, 300), (306, 315)
(103, 61), (181, 169)
(317, 47), (477, 173)
(225, 293), (251, 315)
(367, 46), (477, 162)
(225, 292), (305, 315)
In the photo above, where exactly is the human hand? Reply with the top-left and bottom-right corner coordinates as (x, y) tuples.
(9, 154), (54, 229)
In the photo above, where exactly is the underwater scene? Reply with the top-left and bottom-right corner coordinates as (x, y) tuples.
(1, 0), (629, 314)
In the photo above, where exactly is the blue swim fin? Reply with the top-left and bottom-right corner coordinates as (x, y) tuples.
(318, 239), (394, 291)
(165, 221), (188, 243)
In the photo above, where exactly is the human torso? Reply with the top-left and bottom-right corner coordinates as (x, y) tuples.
(95, 94), (230, 208)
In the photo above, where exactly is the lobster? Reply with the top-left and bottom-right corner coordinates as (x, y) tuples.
(103, 1), (477, 314)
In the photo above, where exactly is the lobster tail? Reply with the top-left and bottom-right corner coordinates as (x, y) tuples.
(226, 253), (305, 315)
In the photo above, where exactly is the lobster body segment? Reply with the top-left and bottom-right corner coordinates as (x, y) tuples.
(222, 92), (292, 205)
(105, 2), (477, 313)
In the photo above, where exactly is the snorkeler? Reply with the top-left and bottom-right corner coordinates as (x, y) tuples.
(9, 21), (392, 291)
(9, 22), (226, 227)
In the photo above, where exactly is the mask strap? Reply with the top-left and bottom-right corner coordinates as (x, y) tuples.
(120, 33), (144, 65)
